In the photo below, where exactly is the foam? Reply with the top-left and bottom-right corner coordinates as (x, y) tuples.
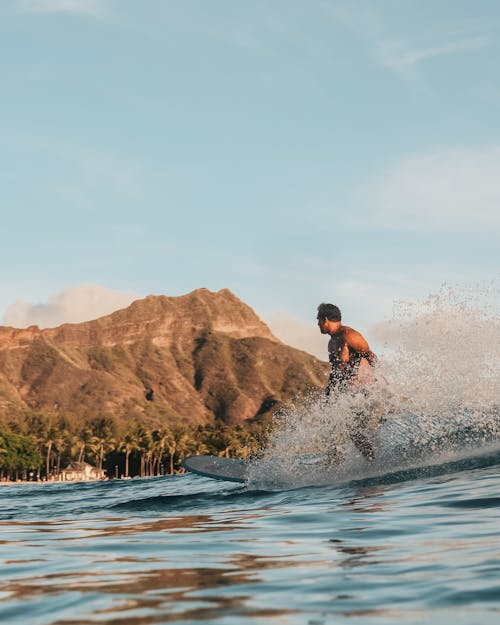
(249, 283), (500, 488)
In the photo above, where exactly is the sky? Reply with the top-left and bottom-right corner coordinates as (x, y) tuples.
(1, 0), (499, 358)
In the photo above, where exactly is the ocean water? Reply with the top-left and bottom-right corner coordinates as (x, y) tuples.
(1, 286), (499, 624)
(1, 445), (500, 625)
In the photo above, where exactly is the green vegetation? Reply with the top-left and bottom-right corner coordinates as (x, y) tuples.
(0, 429), (42, 481)
(0, 412), (272, 481)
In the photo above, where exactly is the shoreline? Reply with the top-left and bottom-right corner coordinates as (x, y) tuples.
(0, 473), (184, 486)
(0, 478), (109, 486)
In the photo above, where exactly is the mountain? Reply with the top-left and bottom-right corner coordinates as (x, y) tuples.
(0, 289), (328, 424)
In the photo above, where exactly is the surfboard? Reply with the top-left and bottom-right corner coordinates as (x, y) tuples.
(182, 448), (343, 483)
(181, 454), (248, 483)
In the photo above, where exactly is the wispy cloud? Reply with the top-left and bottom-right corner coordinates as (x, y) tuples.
(17, 0), (106, 18)
(327, 1), (492, 77)
(330, 271), (432, 336)
(378, 35), (489, 69)
(267, 270), (433, 358)
(3, 129), (146, 211)
(368, 146), (500, 232)
(267, 310), (328, 360)
(3, 284), (138, 328)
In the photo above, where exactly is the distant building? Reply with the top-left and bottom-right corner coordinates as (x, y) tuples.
(61, 462), (106, 482)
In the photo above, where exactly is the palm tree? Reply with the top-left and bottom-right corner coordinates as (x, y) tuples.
(88, 418), (115, 471)
(180, 428), (199, 463)
(26, 416), (55, 480)
(43, 427), (58, 480)
(152, 429), (172, 476)
(0, 433), (7, 479)
(53, 430), (69, 477)
(162, 428), (180, 475)
(118, 433), (140, 478)
(164, 426), (194, 474)
(71, 428), (93, 464)
(210, 424), (242, 458)
(89, 434), (115, 471)
(137, 427), (154, 477)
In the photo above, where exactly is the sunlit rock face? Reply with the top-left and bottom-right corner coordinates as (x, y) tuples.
(0, 288), (328, 424)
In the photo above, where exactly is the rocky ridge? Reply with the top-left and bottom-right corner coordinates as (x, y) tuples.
(0, 289), (328, 424)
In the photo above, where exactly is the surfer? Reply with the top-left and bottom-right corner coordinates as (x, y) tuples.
(317, 303), (378, 460)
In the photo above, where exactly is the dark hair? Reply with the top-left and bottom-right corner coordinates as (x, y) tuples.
(317, 303), (341, 322)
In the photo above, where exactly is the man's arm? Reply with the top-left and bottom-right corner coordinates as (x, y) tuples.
(344, 327), (377, 366)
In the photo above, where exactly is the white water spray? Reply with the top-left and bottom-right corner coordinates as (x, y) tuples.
(249, 284), (500, 488)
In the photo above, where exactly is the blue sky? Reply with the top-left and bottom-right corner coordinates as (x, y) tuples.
(1, 0), (499, 356)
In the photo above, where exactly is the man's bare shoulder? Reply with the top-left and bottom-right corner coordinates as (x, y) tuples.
(342, 326), (362, 337)
(343, 326), (370, 349)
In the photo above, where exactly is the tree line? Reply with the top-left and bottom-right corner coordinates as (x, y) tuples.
(0, 413), (271, 482)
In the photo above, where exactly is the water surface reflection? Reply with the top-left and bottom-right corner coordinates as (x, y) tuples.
(2, 466), (500, 625)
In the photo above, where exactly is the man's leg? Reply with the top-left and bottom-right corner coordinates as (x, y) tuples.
(348, 411), (375, 461)
(349, 430), (375, 461)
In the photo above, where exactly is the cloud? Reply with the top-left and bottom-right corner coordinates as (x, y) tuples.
(17, 0), (105, 17)
(3, 284), (139, 328)
(2, 129), (146, 212)
(267, 310), (328, 361)
(378, 35), (489, 69)
(334, 276), (406, 321)
(267, 288), (399, 360)
(368, 146), (500, 232)
(327, 1), (491, 80)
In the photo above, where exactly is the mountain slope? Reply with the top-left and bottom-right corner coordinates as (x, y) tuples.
(0, 288), (328, 423)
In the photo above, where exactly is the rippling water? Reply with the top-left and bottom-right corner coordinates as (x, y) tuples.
(4, 284), (499, 624)
(1, 446), (499, 625)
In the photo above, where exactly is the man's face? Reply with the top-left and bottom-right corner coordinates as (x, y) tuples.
(317, 316), (328, 334)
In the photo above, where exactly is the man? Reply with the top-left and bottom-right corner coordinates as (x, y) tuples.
(317, 302), (378, 460)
